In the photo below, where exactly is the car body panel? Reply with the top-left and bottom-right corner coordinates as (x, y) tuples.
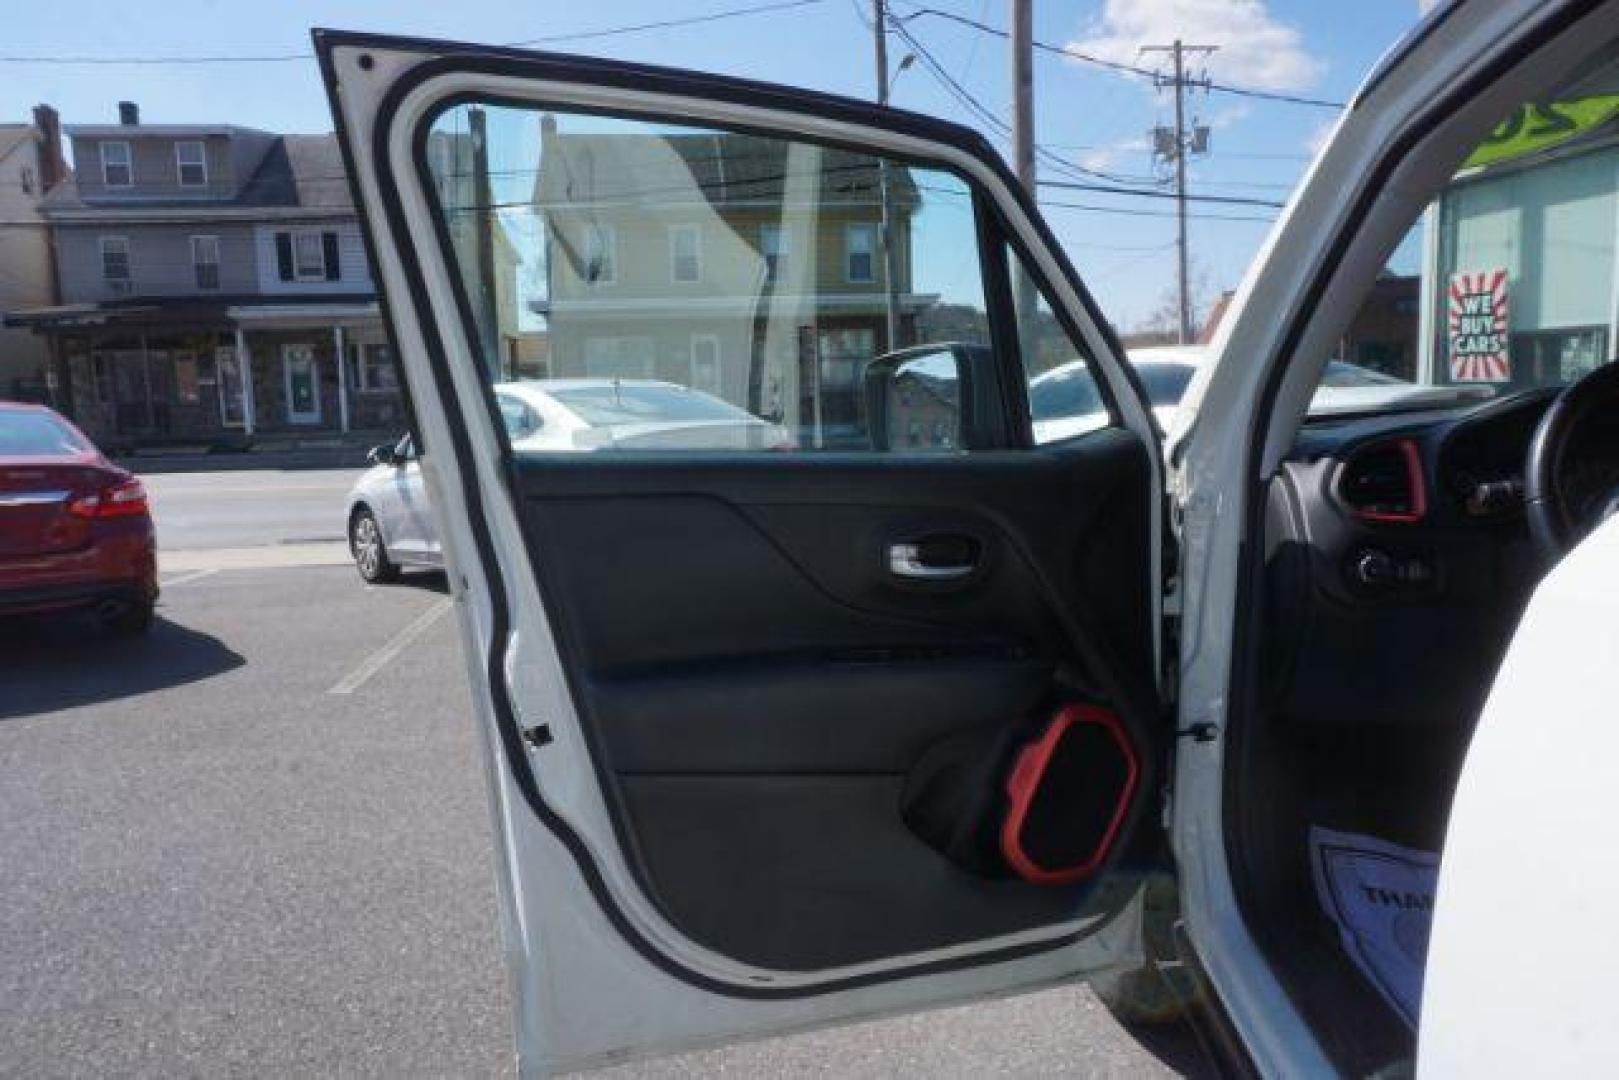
(0, 403), (157, 616)
(320, 32), (1166, 1074)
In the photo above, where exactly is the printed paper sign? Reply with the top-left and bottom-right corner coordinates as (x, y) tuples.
(1448, 270), (1511, 383)
(1310, 827), (1440, 1030)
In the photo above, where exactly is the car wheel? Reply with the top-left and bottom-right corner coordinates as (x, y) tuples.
(350, 507), (400, 584)
(98, 597), (155, 638)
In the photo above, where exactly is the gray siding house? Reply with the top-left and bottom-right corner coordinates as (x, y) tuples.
(4, 102), (406, 449)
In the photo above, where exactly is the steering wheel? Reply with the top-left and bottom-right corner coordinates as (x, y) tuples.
(1525, 358), (1619, 564)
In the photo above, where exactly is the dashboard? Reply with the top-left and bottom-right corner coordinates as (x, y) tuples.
(1260, 391), (1561, 730)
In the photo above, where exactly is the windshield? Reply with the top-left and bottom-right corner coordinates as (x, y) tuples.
(0, 411), (90, 457)
(547, 384), (763, 427)
(1028, 363), (1104, 420)
(1135, 362), (1197, 406)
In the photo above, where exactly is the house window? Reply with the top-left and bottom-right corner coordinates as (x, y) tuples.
(19, 166), (35, 195)
(100, 236), (131, 294)
(276, 230), (340, 283)
(583, 224), (616, 284)
(846, 223), (877, 283)
(670, 225), (701, 283)
(351, 343), (398, 393)
(191, 235), (220, 291)
(101, 141), (132, 188)
(294, 231), (326, 279)
(176, 141), (207, 187)
(690, 334), (721, 395)
(760, 224), (788, 282)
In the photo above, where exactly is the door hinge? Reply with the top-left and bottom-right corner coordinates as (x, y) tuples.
(521, 723), (554, 750)
(1176, 721), (1219, 743)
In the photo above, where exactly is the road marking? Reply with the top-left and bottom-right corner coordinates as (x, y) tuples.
(161, 568), (219, 588)
(327, 597), (453, 696)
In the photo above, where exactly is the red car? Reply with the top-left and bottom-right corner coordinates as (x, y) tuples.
(0, 401), (157, 635)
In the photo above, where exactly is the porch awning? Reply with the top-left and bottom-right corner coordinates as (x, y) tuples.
(3, 296), (382, 333)
(226, 301), (382, 329)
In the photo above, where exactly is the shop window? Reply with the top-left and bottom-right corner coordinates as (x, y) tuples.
(352, 343), (399, 393)
(173, 352), (201, 405)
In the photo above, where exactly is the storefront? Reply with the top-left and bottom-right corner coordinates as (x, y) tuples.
(6, 299), (404, 449)
(1422, 107), (1619, 390)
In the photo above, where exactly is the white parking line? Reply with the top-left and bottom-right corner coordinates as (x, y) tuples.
(161, 568), (219, 588)
(327, 597), (453, 696)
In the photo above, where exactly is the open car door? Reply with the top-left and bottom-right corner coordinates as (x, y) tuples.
(318, 31), (1172, 1074)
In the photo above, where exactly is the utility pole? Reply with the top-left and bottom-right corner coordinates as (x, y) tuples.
(1010, 0), (1034, 195)
(1143, 40), (1215, 344)
(874, 0), (902, 353)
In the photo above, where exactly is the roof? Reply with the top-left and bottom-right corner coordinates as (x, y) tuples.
(532, 130), (921, 209)
(66, 124), (268, 138)
(0, 125), (34, 168)
(42, 132), (353, 216)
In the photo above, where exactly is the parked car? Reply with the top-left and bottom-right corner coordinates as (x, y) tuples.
(346, 379), (792, 581)
(0, 401), (156, 635)
(1030, 344), (1469, 444)
(322, 5), (1619, 1075)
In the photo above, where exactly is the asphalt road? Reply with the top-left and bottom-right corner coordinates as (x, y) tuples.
(0, 468), (1210, 1077)
(144, 469), (360, 551)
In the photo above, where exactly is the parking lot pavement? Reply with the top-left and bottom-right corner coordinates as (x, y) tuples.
(1, 560), (1205, 1077)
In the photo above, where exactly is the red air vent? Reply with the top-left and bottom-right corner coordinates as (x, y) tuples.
(1339, 438), (1427, 524)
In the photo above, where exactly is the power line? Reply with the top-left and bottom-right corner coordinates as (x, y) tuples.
(888, 19), (1165, 189)
(1036, 196), (1274, 224)
(1038, 177), (1283, 209)
(0, 0), (828, 64)
(895, 5), (1346, 110)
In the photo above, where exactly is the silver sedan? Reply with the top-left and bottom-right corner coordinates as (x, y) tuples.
(345, 378), (791, 583)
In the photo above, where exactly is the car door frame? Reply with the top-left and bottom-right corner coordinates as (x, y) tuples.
(1166, 0), (1619, 1072)
(318, 29), (1175, 1071)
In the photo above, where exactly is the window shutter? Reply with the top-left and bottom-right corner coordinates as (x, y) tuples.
(323, 232), (341, 281)
(275, 232), (294, 281)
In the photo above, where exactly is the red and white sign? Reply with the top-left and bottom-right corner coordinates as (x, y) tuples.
(1447, 270), (1511, 383)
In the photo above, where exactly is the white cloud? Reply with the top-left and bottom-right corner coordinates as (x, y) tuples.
(1067, 0), (1324, 93)
(1079, 135), (1150, 173)
(1417, 0), (1443, 13)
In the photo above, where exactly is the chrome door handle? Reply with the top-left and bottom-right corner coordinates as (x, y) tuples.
(888, 541), (976, 581)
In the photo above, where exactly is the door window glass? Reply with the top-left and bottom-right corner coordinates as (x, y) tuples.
(422, 103), (1110, 453)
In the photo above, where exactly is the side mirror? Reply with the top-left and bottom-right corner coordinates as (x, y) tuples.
(862, 343), (1000, 452)
(367, 443), (399, 467)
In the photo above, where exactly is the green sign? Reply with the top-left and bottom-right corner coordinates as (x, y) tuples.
(1464, 95), (1619, 170)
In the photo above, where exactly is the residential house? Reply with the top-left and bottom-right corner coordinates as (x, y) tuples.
(527, 119), (928, 440)
(0, 106), (68, 402)
(4, 102), (406, 449)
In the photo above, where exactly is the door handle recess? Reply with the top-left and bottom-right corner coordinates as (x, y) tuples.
(888, 539), (978, 581)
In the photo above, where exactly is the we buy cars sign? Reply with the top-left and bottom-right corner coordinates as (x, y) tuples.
(1448, 269), (1512, 383)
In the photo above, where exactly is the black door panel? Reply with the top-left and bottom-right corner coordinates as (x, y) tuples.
(509, 428), (1159, 970)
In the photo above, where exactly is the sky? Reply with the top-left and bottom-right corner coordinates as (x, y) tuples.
(1, 0), (1435, 329)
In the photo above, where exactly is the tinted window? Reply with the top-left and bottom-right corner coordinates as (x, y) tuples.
(0, 411), (90, 457)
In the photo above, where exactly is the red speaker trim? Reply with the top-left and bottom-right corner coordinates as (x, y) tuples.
(999, 704), (1140, 886)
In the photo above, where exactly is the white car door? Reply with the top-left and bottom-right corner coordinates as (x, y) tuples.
(321, 31), (1170, 1076)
